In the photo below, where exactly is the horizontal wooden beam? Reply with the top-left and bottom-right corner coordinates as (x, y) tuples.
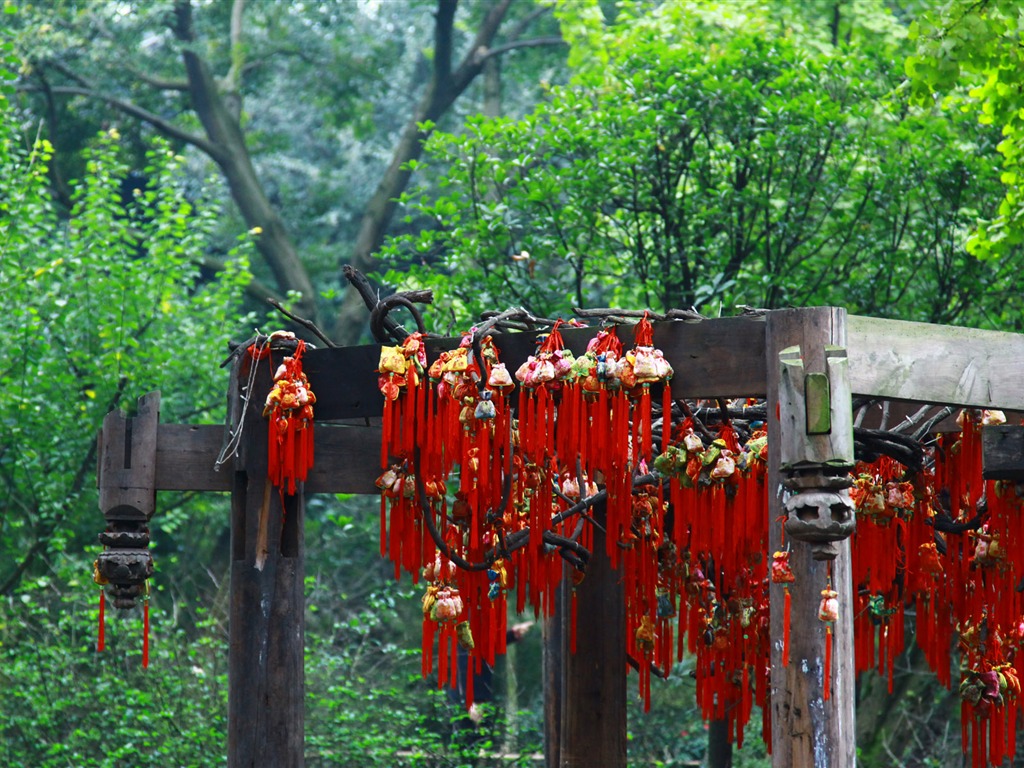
(847, 315), (1024, 409)
(303, 316), (769, 420)
(147, 309), (1024, 498)
(155, 424), (381, 495)
(273, 311), (1024, 419)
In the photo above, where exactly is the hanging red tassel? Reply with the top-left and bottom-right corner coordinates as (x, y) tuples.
(819, 585), (838, 701)
(264, 338), (316, 496)
(97, 589), (106, 653)
(661, 381), (672, 454)
(142, 584), (151, 669)
(465, 651), (476, 709)
(771, 551), (795, 667)
(823, 626), (832, 701)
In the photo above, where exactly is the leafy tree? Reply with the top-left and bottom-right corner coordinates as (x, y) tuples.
(906, 0), (1024, 262)
(0, 31), (253, 764)
(382, 0), (1022, 331)
(12, 0), (569, 342)
(0, 118), (252, 597)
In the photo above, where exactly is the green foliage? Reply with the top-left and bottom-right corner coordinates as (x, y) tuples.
(303, 496), (545, 767)
(382, 0), (1022, 330)
(0, 55), (250, 767)
(0, 112), (253, 591)
(0, 578), (229, 768)
(906, 0), (1024, 260)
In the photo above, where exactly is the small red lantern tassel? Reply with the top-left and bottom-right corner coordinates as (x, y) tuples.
(641, 386), (652, 461)
(661, 382), (672, 453)
(97, 589), (106, 653)
(823, 625), (832, 701)
(142, 584), (151, 669)
(422, 620), (434, 678)
(783, 587), (791, 667)
(990, 701), (1003, 767)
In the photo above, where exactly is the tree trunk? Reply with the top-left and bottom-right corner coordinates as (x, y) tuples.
(181, 51), (317, 322)
(173, 0), (318, 325)
(333, 0), (515, 344)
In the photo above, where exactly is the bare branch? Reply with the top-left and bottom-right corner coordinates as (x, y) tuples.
(478, 36), (567, 63)
(44, 58), (94, 89)
(225, 0), (246, 92)
(43, 84), (221, 158)
(130, 69), (189, 91)
(451, 0), (514, 92)
(503, 3), (554, 40)
(433, 0), (458, 86)
(266, 298), (336, 348)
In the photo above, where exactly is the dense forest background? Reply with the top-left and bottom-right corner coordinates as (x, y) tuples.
(3, 0), (1024, 765)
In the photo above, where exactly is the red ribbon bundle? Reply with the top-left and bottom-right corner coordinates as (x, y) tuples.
(263, 338), (315, 496)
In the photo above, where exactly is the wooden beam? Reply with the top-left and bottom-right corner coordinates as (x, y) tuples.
(155, 423), (382, 494)
(767, 308), (856, 768)
(302, 316), (769, 420)
(296, 311), (1024, 420)
(847, 315), (1024, 409)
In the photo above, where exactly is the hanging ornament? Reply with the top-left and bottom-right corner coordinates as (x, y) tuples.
(918, 541), (944, 578)
(263, 336), (316, 495)
(93, 559), (108, 653)
(772, 551), (794, 667)
(819, 584), (838, 701)
(636, 614), (656, 653)
(618, 312), (673, 464)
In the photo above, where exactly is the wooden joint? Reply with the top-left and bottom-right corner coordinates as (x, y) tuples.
(98, 391), (160, 521)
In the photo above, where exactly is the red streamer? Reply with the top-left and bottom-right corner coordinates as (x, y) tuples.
(97, 590), (105, 653)
(142, 592), (150, 669)
(823, 626), (832, 702)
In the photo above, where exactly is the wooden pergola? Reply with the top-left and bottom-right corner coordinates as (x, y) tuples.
(96, 307), (1024, 767)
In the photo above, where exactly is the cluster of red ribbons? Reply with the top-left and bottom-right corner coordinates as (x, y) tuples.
(374, 316), (774, 726)
(848, 413), (1023, 768)
(253, 332), (316, 495)
(375, 322), (1022, 766)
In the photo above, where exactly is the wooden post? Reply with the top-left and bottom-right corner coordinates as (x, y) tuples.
(551, 501), (627, 768)
(766, 308), (856, 768)
(228, 354), (305, 768)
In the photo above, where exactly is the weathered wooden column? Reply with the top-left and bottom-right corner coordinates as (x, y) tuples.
(228, 351), (305, 768)
(545, 502), (627, 768)
(543, 597), (563, 766)
(766, 308), (856, 767)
